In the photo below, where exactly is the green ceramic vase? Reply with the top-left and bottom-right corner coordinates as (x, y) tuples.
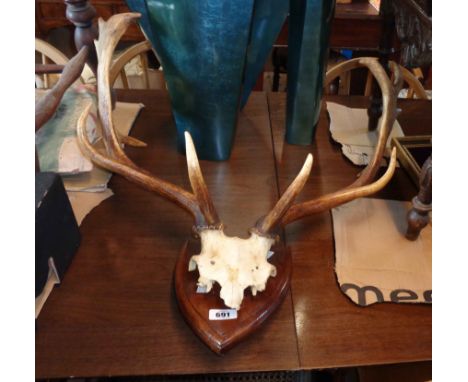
(286, 0), (336, 145)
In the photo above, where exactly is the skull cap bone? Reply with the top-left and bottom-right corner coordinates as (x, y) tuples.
(189, 230), (276, 310)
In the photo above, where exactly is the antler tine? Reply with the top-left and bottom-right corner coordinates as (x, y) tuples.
(255, 154), (313, 235)
(280, 57), (397, 226)
(76, 13), (215, 227)
(282, 149), (397, 225)
(77, 103), (207, 224)
(342, 58), (396, 186)
(184, 132), (221, 228)
(94, 13), (141, 163)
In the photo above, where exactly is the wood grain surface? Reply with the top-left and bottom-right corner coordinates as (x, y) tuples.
(35, 90), (432, 378)
(268, 93), (432, 369)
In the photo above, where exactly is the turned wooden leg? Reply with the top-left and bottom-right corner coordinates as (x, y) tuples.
(64, 0), (98, 76)
(406, 155), (432, 240)
(367, 0), (395, 131)
(64, 0), (119, 107)
(367, 85), (383, 131)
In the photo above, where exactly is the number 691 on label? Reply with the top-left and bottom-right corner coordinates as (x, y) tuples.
(209, 309), (238, 320)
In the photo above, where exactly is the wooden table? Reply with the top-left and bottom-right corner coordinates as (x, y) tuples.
(36, 90), (431, 379)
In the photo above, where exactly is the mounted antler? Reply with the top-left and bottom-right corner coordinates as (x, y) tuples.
(77, 13), (220, 229)
(256, 57), (398, 233)
(77, 14), (397, 311)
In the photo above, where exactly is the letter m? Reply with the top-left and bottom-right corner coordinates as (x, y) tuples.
(341, 283), (384, 306)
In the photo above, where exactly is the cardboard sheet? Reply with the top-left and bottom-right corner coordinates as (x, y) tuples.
(332, 198), (432, 306)
(327, 102), (404, 166)
(67, 189), (114, 225)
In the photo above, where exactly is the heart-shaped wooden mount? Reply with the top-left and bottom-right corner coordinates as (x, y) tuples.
(175, 239), (291, 354)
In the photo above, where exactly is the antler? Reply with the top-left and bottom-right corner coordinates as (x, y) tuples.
(256, 57), (398, 234)
(76, 13), (220, 229)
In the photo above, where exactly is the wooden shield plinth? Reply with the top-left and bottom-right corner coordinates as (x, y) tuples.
(174, 239), (291, 354)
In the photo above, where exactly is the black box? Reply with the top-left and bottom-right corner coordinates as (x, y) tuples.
(36, 172), (80, 297)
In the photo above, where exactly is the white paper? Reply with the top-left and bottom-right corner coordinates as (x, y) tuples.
(209, 309), (238, 320)
(326, 102), (404, 166)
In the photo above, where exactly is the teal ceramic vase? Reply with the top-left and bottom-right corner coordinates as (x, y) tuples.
(126, 0), (287, 161)
(286, 0), (336, 145)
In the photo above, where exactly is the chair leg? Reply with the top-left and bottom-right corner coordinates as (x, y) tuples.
(41, 54), (49, 88)
(338, 70), (351, 95)
(364, 70), (373, 97)
(140, 53), (150, 89)
(120, 69), (129, 89)
(406, 155), (432, 240)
